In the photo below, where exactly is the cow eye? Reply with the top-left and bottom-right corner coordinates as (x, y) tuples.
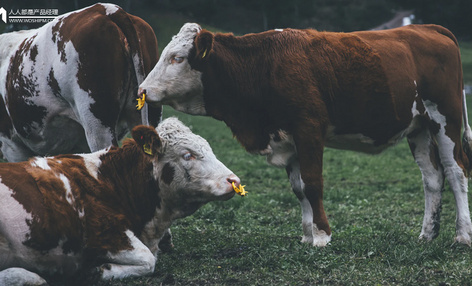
(171, 56), (184, 64)
(183, 152), (194, 161)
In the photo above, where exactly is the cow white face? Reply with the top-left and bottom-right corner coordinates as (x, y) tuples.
(153, 117), (238, 215)
(140, 23), (206, 115)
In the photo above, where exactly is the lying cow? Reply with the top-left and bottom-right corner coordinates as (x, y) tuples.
(0, 117), (240, 284)
(139, 23), (472, 246)
(0, 3), (161, 162)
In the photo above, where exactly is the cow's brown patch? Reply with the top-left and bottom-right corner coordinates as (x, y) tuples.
(0, 136), (163, 257)
(29, 45), (38, 62)
(47, 68), (61, 98)
(161, 163), (175, 185)
(6, 36), (47, 138)
(0, 94), (13, 138)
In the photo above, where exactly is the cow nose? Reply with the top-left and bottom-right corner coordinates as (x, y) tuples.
(227, 175), (241, 187)
(138, 87), (146, 98)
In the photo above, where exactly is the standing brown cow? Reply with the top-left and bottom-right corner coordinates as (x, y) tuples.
(139, 23), (472, 246)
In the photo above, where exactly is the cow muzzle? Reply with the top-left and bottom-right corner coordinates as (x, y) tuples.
(221, 174), (240, 200)
(138, 87), (146, 99)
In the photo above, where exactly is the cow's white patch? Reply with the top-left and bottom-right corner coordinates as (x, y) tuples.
(299, 198), (313, 244)
(78, 149), (108, 179)
(407, 126), (444, 241)
(0, 268), (47, 286)
(266, 130), (296, 167)
(312, 227), (332, 247)
(411, 82), (420, 118)
(140, 23), (206, 115)
(59, 173), (74, 206)
(133, 53), (144, 82)
(274, 29), (284, 32)
(78, 208), (85, 219)
(102, 3), (120, 15)
(31, 157), (51, 170)
(422, 99), (472, 244)
(0, 178), (33, 267)
(101, 230), (155, 280)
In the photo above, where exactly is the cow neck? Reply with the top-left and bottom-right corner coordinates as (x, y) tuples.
(197, 32), (290, 153)
(96, 140), (161, 235)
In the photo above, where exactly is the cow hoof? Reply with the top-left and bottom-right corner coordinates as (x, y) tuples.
(88, 265), (105, 282)
(312, 230), (331, 247)
(418, 232), (438, 242)
(454, 234), (472, 246)
(300, 230), (331, 247)
(300, 235), (313, 244)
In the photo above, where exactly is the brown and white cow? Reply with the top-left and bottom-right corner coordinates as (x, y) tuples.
(0, 117), (240, 284)
(139, 23), (472, 246)
(0, 3), (161, 162)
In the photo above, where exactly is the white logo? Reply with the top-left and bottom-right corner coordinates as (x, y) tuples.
(0, 7), (7, 23)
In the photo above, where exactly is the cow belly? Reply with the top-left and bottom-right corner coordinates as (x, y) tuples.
(21, 116), (89, 156)
(325, 125), (410, 154)
(264, 127), (409, 166)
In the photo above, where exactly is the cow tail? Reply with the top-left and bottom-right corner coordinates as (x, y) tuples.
(107, 8), (152, 126)
(462, 89), (472, 175)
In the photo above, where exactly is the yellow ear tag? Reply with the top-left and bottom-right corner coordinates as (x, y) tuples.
(232, 182), (247, 196)
(136, 93), (146, 110)
(143, 143), (153, 155)
(202, 49), (208, 59)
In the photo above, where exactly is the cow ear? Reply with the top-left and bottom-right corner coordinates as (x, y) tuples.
(195, 29), (214, 60)
(131, 125), (161, 157)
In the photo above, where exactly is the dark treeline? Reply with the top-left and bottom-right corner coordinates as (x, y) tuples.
(1, 0), (471, 40)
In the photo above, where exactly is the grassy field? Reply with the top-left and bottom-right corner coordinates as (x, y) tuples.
(89, 97), (472, 286)
(103, 20), (472, 285)
(5, 14), (472, 285)
(94, 22), (472, 283)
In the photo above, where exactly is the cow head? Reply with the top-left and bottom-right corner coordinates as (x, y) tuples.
(139, 23), (211, 115)
(132, 117), (239, 217)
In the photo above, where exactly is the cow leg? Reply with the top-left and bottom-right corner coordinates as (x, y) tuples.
(82, 121), (117, 152)
(291, 129), (331, 247)
(0, 136), (34, 162)
(98, 230), (156, 280)
(407, 128), (445, 241)
(0, 268), (47, 286)
(435, 131), (472, 245)
(425, 101), (472, 245)
(286, 160), (314, 244)
(74, 99), (119, 152)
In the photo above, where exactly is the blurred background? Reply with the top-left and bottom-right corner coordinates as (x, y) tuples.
(1, 0), (472, 85)
(1, 0), (471, 39)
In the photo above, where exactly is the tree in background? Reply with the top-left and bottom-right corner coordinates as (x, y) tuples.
(1, 0), (471, 40)
(399, 0), (472, 40)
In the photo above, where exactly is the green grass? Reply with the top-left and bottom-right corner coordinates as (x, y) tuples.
(120, 21), (469, 285)
(4, 15), (472, 284)
(94, 100), (472, 285)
